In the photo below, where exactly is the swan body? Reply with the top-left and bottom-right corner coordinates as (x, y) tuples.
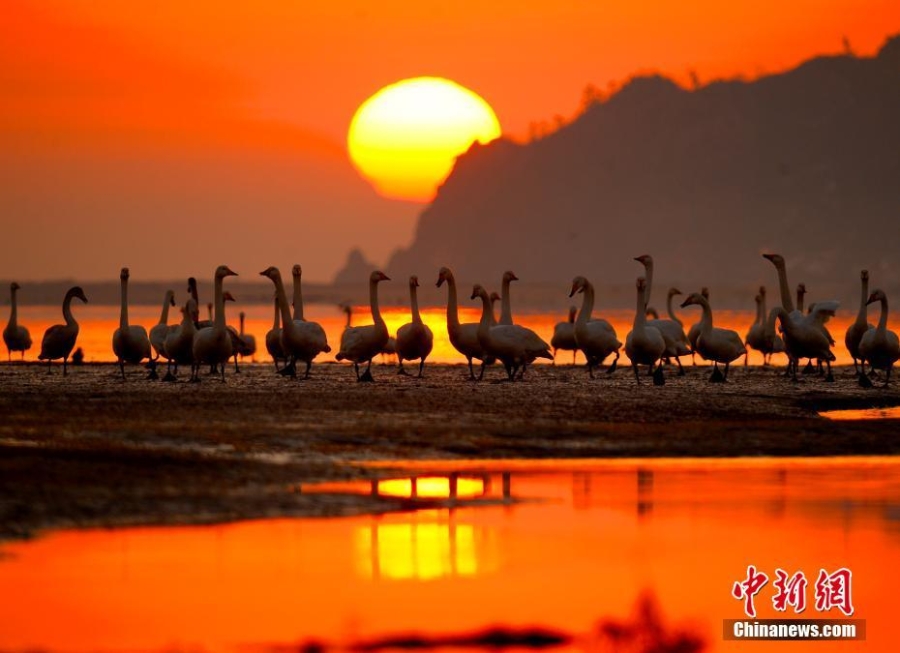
(437, 267), (494, 380)
(162, 303), (196, 381)
(772, 307), (836, 381)
(681, 292), (746, 382)
(633, 256), (690, 373)
(745, 286), (785, 365)
(39, 286), (88, 375)
(845, 270), (875, 375)
(568, 276), (620, 377)
(260, 266), (331, 379)
(624, 277), (666, 385)
(237, 311), (257, 359)
(858, 289), (900, 386)
(473, 284), (551, 380)
(191, 265), (238, 382)
(550, 305), (579, 364)
(4, 282), (32, 360)
(396, 275), (434, 377)
(112, 268), (152, 380)
(334, 270), (390, 381)
(149, 290), (176, 364)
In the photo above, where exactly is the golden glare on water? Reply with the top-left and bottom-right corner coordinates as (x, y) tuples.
(347, 77), (501, 201)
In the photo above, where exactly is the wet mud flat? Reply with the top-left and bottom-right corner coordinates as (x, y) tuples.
(1, 361), (898, 540)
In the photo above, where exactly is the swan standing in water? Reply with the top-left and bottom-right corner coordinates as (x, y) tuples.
(260, 266), (332, 380)
(280, 264), (330, 373)
(335, 271), (390, 381)
(191, 265), (238, 382)
(845, 270), (874, 376)
(149, 290), (176, 376)
(625, 278), (666, 385)
(687, 287), (709, 365)
(633, 256), (691, 374)
(396, 275), (434, 377)
(39, 286), (88, 375)
(773, 306), (836, 382)
(265, 296), (286, 371)
(568, 276), (620, 377)
(858, 289), (900, 388)
(745, 287), (786, 366)
(473, 284), (551, 381)
(498, 271), (517, 325)
(680, 292), (747, 382)
(437, 267), (494, 380)
(112, 268), (152, 381)
(550, 305), (578, 364)
(4, 282), (32, 360)
(162, 303), (195, 381)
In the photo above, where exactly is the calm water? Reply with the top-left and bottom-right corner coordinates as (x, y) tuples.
(2, 303), (872, 367)
(1, 457), (898, 652)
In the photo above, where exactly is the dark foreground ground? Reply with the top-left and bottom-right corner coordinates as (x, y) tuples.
(1, 361), (898, 540)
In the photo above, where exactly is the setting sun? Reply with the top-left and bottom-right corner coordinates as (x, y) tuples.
(347, 77), (501, 202)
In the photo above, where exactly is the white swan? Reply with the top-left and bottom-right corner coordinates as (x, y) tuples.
(634, 255), (691, 374)
(266, 296), (286, 371)
(396, 275), (434, 377)
(191, 265), (238, 382)
(38, 286), (88, 375)
(187, 277), (200, 325)
(550, 305), (578, 364)
(291, 264), (307, 321)
(796, 283), (807, 313)
(858, 289), (900, 387)
(680, 292), (747, 382)
(490, 292), (501, 325)
(149, 290), (176, 375)
(162, 303), (195, 381)
(260, 266), (332, 379)
(221, 291), (245, 374)
(498, 271), (517, 325)
(568, 276), (621, 377)
(473, 284), (551, 381)
(845, 270), (875, 375)
(237, 311), (257, 361)
(436, 267), (494, 380)
(772, 307), (836, 382)
(687, 287), (709, 364)
(745, 286), (785, 365)
(335, 270), (390, 381)
(4, 282), (32, 360)
(112, 268), (152, 380)
(625, 277), (666, 385)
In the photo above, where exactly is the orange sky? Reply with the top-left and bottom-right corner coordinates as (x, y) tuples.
(2, 0), (899, 282)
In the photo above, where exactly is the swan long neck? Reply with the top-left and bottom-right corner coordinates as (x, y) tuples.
(272, 298), (280, 330)
(159, 292), (172, 325)
(634, 285), (647, 329)
(773, 261), (795, 313)
(577, 282), (595, 327)
(9, 286), (18, 327)
(292, 273), (304, 321)
(119, 276), (129, 329)
(877, 296), (889, 332)
(765, 307), (779, 338)
(698, 297), (714, 334)
(240, 313), (245, 336)
(344, 308), (351, 329)
(477, 292), (492, 340)
(271, 274), (294, 331)
(643, 260), (653, 309)
(370, 278), (384, 326)
(63, 290), (76, 326)
(213, 275), (227, 331)
(760, 291), (768, 326)
(755, 296), (764, 325)
(410, 284), (422, 324)
(500, 277), (513, 325)
(666, 291), (682, 326)
(857, 276), (869, 325)
(444, 276), (461, 330)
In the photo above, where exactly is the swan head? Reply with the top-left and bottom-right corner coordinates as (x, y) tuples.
(668, 287), (682, 298)
(701, 287), (709, 299)
(69, 286), (88, 304)
(166, 290), (176, 306)
(223, 292), (236, 303)
(489, 291), (501, 304)
(216, 265), (238, 279)
(861, 269), (869, 282)
(120, 267), (130, 281)
(762, 253), (784, 267)
(634, 254), (652, 267)
(187, 277), (197, 292)
(10, 281), (20, 292)
(866, 289), (886, 305)
(409, 275), (419, 288)
(502, 271), (518, 284)
(259, 266), (280, 281)
(370, 271), (390, 283)
(568, 275), (588, 297)
(470, 284), (488, 301)
(292, 264), (302, 278)
(796, 282), (806, 295)
(759, 285), (766, 296)
(680, 292), (706, 309)
(436, 267), (453, 288)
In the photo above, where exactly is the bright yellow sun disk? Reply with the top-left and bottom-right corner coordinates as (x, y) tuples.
(348, 77), (501, 202)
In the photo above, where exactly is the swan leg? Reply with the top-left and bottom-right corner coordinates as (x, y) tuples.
(147, 358), (159, 380)
(744, 351), (748, 367)
(676, 357), (685, 376)
(304, 360), (312, 379)
(572, 350), (577, 366)
(47, 360), (52, 375)
(802, 359), (815, 375)
(885, 365), (892, 388)
(397, 358), (410, 376)
(607, 352), (619, 375)
(63, 357), (68, 377)
(119, 360), (126, 381)
(358, 359), (375, 383)
(724, 362), (730, 382)
(220, 362), (226, 382)
(632, 363), (641, 385)
(859, 363), (873, 388)
(466, 357), (476, 381)
(552, 348), (557, 365)
(587, 361), (595, 379)
(824, 360), (834, 383)
(652, 362), (665, 386)
(233, 355), (240, 374)
(478, 360), (487, 381)
(518, 363), (527, 380)
(709, 362), (725, 383)
(418, 359), (425, 378)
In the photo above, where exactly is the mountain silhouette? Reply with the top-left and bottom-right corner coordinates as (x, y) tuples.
(386, 35), (900, 294)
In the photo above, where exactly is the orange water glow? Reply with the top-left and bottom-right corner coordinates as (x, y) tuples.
(4, 304), (881, 369)
(1, 458), (898, 652)
(821, 407), (900, 421)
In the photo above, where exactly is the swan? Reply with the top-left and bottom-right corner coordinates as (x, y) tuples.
(191, 265), (238, 382)
(625, 277), (666, 385)
(490, 292), (502, 325)
(237, 311), (257, 361)
(680, 292), (747, 382)
(568, 276), (621, 377)
(772, 306), (836, 382)
(334, 270), (390, 381)
(112, 267), (152, 380)
(858, 289), (900, 387)
(38, 286), (88, 375)
(745, 286), (785, 365)
(266, 296), (286, 371)
(845, 270), (875, 376)
(634, 256), (691, 374)
(473, 284), (551, 381)
(498, 271), (517, 325)
(550, 305), (578, 364)
(260, 266), (332, 379)
(646, 307), (660, 320)
(162, 303), (195, 381)
(4, 282), (32, 360)
(796, 283), (807, 313)
(291, 264), (307, 321)
(396, 275), (434, 377)
(149, 290), (176, 375)
(687, 287), (709, 364)
(221, 291), (244, 373)
(436, 267), (494, 380)
(187, 277), (200, 326)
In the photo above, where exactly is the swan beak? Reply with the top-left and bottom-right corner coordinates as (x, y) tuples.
(568, 282), (581, 298)
(866, 293), (878, 305)
(680, 299), (691, 308)
(510, 272), (519, 281)
(223, 267), (238, 277)
(762, 253), (775, 261)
